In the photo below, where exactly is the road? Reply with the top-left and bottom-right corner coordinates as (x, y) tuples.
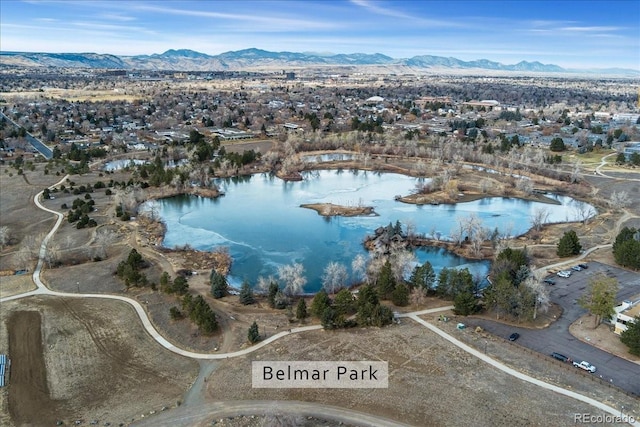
(0, 112), (53, 160)
(2, 176), (638, 426)
(468, 261), (640, 396)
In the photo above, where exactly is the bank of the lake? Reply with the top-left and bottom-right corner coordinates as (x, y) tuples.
(301, 203), (377, 217)
(147, 169), (594, 292)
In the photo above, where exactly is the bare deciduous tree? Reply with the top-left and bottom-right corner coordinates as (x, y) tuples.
(351, 254), (367, 284)
(409, 286), (427, 308)
(277, 263), (307, 296)
(470, 227), (489, 257)
(140, 200), (160, 222)
(390, 249), (416, 283)
(524, 273), (550, 320)
(256, 275), (277, 294)
(0, 226), (10, 249)
(530, 207), (550, 232)
(43, 242), (60, 269)
(515, 177), (533, 195)
(23, 233), (42, 259)
(94, 228), (117, 259)
(609, 190), (631, 211)
(15, 246), (31, 268)
(322, 261), (348, 294)
(572, 201), (596, 225)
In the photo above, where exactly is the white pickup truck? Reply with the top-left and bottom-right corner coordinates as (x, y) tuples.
(573, 360), (596, 373)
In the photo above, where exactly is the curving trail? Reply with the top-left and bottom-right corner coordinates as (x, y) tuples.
(594, 152), (640, 181)
(2, 176), (638, 426)
(133, 400), (414, 427)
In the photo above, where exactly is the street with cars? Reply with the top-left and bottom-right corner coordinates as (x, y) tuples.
(470, 261), (640, 396)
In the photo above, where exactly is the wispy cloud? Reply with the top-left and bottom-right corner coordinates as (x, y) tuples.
(349, 0), (464, 28)
(349, 0), (413, 20)
(70, 21), (155, 35)
(133, 4), (339, 30)
(560, 26), (623, 32)
(100, 13), (136, 22)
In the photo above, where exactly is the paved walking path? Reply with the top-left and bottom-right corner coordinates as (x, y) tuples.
(594, 152), (640, 182)
(2, 176), (638, 426)
(408, 314), (639, 427)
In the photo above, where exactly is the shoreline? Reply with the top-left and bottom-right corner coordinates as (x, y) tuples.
(300, 203), (377, 217)
(398, 188), (562, 207)
(132, 157), (595, 275)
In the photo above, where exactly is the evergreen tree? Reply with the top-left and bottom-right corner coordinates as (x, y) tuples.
(356, 284), (393, 327)
(410, 262), (435, 292)
(239, 281), (256, 305)
(333, 288), (356, 316)
(248, 321), (261, 343)
(126, 248), (144, 269)
(210, 269), (228, 298)
(160, 271), (171, 293)
(169, 306), (184, 320)
(273, 290), (289, 309)
(172, 275), (189, 295)
(557, 230), (582, 257)
(267, 281), (279, 308)
(181, 294), (218, 334)
(116, 249), (147, 287)
(612, 227), (640, 270)
(296, 298), (308, 321)
(550, 137), (566, 151)
(376, 259), (396, 299)
(200, 311), (218, 334)
(371, 304), (394, 327)
(310, 289), (331, 318)
(321, 307), (339, 330)
(453, 290), (479, 316)
(391, 283), (409, 306)
(436, 268), (452, 297)
(620, 317), (640, 356)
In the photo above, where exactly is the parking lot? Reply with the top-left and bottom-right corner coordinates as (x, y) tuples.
(471, 261), (640, 396)
(547, 261), (640, 308)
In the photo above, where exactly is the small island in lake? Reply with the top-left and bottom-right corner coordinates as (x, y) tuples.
(300, 203), (377, 217)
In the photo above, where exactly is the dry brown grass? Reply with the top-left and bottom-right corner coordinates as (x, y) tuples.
(0, 274), (36, 298)
(204, 317), (640, 427)
(0, 296), (199, 426)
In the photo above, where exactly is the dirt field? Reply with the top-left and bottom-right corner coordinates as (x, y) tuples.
(0, 296), (199, 426)
(199, 318), (640, 427)
(7, 310), (64, 425)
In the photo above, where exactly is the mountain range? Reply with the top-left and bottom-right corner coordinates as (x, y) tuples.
(1, 48), (637, 76)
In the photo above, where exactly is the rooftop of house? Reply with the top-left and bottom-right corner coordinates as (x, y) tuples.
(616, 297), (640, 318)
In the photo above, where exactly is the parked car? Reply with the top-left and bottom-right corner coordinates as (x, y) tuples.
(578, 263), (588, 269)
(551, 352), (569, 362)
(573, 360), (596, 373)
(557, 270), (572, 278)
(508, 332), (520, 341)
(571, 265), (582, 271)
(543, 278), (556, 285)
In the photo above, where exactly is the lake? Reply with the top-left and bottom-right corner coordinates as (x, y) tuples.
(150, 170), (594, 292)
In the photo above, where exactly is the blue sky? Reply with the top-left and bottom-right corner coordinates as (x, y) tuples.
(1, 0), (639, 69)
